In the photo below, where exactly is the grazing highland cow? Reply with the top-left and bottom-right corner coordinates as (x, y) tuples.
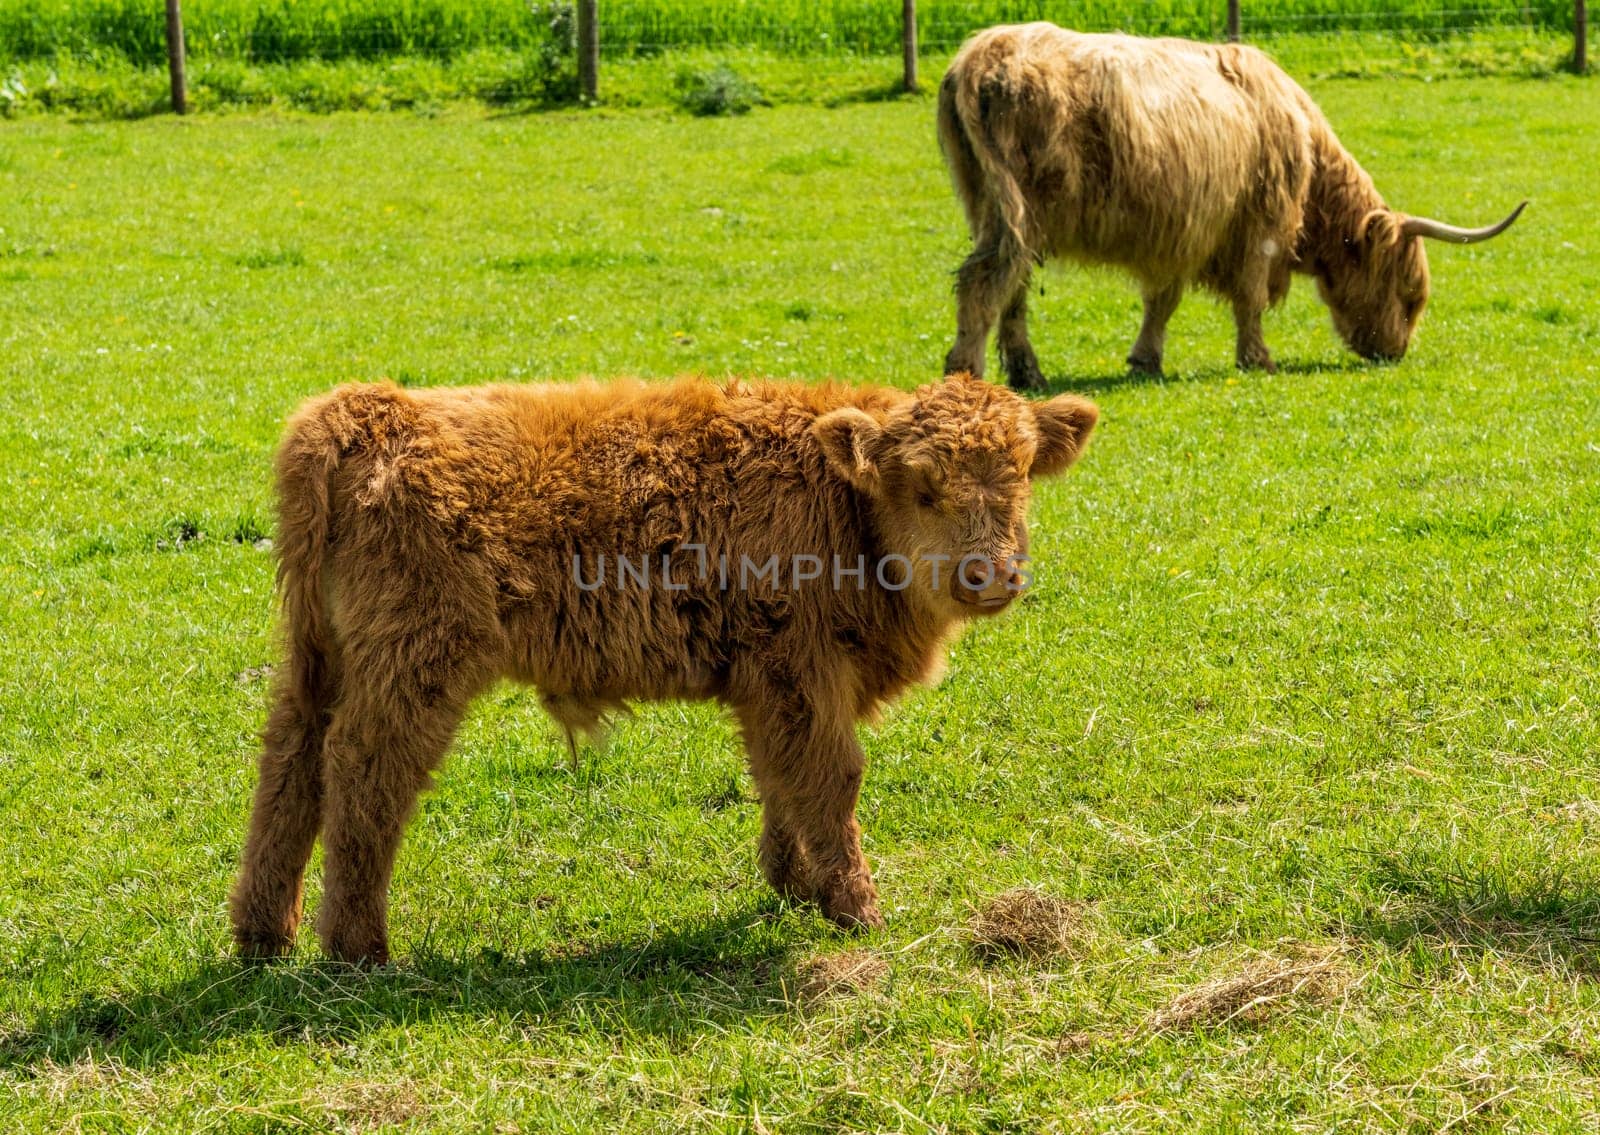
(231, 374), (1098, 965)
(939, 23), (1526, 386)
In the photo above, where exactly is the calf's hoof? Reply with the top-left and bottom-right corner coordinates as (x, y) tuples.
(320, 928), (391, 969)
(825, 903), (887, 933)
(233, 928), (296, 962)
(763, 865), (815, 904)
(817, 874), (886, 932)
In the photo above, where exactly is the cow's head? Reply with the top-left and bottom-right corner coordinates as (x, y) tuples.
(814, 374), (1097, 617)
(1315, 201), (1524, 362)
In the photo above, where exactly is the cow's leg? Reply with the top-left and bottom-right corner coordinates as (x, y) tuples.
(757, 795), (812, 902)
(997, 274), (1046, 392)
(1233, 300), (1276, 372)
(1231, 259), (1277, 373)
(230, 657), (335, 959)
(1128, 280), (1184, 376)
(945, 220), (1032, 383)
(737, 699), (882, 931)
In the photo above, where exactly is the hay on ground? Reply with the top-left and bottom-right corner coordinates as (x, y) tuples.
(969, 888), (1094, 960)
(794, 948), (888, 1003)
(1144, 944), (1350, 1034)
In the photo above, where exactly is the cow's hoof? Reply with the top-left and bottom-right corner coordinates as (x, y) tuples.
(1127, 355), (1163, 378)
(1003, 359), (1047, 392)
(943, 350), (984, 380)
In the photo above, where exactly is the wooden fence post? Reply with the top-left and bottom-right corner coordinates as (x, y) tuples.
(577, 0), (598, 103)
(1226, 0), (1241, 42)
(902, 0), (918, 93)
(165, 0), (187, 114)
(1577, 0), (1589, 73)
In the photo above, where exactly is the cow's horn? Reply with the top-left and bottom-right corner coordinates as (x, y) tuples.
(1400, 200), (1527, 244)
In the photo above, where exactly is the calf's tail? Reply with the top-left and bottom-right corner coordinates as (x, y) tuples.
(271, 382), (415, 714)
(272, 399), (344, 715)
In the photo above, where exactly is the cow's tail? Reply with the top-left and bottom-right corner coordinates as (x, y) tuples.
(939, 52), (1032, 264)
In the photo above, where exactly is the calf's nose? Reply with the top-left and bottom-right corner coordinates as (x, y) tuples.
(958, 556), (1025, 595)
(992, 558), (1025, 591)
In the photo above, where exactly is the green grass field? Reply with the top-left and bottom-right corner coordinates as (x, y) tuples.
(2, 64), (1599, 1131)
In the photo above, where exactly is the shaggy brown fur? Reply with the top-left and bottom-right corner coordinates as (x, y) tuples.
(231, 373), (1098, 965)
(940, 23), (1524, 385)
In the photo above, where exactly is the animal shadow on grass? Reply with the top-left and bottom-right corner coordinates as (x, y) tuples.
(1036, 364), (1229, 397)
(1352, 853), (1600, 975)
(1270, 357), (1377, 378)
(0, 903), (801, 1075)
(1033, 356), (1369, 396)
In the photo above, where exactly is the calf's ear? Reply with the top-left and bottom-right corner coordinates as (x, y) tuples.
(1030, 394), (1099, 478)
(814, 407), (884, 492)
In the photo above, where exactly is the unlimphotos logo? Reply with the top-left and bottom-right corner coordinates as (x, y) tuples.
(571, 546), (1032, 593)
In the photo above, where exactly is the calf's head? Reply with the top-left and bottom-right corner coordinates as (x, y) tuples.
(814, 374), (1098, 616)
(1315, 201), (1524, 362)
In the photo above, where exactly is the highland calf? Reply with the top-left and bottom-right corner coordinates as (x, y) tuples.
(231, 374), (1098, 965)
(940, 23), (1525, 386)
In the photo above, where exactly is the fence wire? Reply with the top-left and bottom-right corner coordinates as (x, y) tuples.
(0, 1), (1576, 67)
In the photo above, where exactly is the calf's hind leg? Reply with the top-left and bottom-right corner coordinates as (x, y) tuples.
(316, 647), (487, 966)
(315, 579), (495, 966)
(756, 795), (812, 903)
(231, 661), (333, 958)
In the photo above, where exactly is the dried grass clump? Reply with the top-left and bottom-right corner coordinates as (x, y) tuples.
(969, 888), (1094, 961)
(794, 948), (888, 1004)
(1144, 943), (1350, 1034)
(316, 1079), (429, 1130)
(35, 1056), (156, 1109)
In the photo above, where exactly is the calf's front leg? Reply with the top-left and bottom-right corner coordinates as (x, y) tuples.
(757, 799), (813, 903)
(737, 700), (883, 931)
